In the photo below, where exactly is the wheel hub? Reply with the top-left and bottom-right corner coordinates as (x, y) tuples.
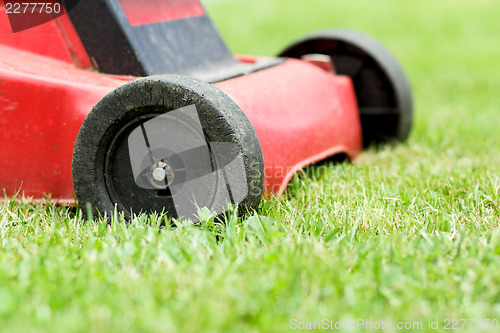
(147, 160), (174, 188)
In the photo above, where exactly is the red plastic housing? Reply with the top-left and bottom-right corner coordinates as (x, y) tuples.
(119, 0), (206, 26)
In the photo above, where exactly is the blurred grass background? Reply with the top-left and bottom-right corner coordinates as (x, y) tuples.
(1, 0), (499, 332)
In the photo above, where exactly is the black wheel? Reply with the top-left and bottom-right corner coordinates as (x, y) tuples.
(72, 75), (264, 222)
(279, 29), (413, 146)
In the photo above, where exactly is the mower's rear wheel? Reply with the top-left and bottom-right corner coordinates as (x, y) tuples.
(72, 75), (264, 222)
(279, 29), (413, 147)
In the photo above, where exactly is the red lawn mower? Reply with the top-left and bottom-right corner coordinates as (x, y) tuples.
(0, 0), (413, 221)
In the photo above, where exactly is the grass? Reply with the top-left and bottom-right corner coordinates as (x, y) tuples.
(1, 0), (500, 332)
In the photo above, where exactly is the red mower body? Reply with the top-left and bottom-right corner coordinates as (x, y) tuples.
(0, 2), (363, 204)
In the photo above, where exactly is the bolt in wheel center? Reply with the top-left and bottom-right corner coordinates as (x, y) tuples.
(147, 160), (175, 188)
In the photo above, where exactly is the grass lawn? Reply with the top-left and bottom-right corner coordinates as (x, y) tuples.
(1, 0), (500, 332)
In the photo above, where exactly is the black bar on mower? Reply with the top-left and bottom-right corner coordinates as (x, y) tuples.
(65, 0), (283, 81)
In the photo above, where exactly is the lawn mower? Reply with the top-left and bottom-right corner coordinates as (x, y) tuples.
(0, 0), (413, 221)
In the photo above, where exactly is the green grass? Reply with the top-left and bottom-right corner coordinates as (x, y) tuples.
(2, 0), (500, 332)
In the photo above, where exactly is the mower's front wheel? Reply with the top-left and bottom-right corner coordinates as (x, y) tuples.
(72, 75), (264, 222)
(279, 29), (413, 147)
